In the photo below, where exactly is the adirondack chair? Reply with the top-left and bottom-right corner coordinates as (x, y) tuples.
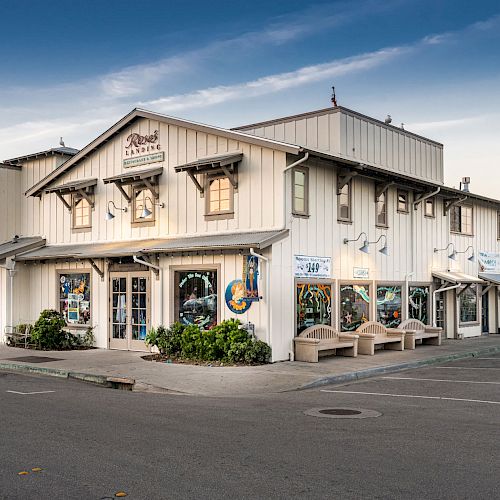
(294, 325), (359, 363)
(355, 321), (405, 355)
(398, 319), (442, 349)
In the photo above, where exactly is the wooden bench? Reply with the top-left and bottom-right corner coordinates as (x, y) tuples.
(398, 319), (442, 350)
(355, 321), (405, 355)
(294, 325), (358, 363)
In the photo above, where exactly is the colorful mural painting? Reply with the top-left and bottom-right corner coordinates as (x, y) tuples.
(409, 286), (430, 324)
(225, 279), (252, 314)
(243, 255), (259, 300)
(296, 283), (332, 333)
(340, 284), (370, 332)
(376, 285), (402, 327)
(59, 273), (91, 325)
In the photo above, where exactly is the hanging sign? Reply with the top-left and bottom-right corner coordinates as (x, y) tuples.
(294, 255), (331, 279)
(478, 251), (500, 272)
(225, 280), (252, 314)
(123, 151), (164, 168)
(242, 255), (259, 301)
(353, 267), (369, 279)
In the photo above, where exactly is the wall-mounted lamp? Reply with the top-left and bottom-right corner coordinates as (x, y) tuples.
(368, 234), (389, 256)
(139, 197), (165, 219)
(343, 232), (369, 253)
(456, 246), (475, 263)
(434, 243), (456, 260)
(105, 200), (128, 221)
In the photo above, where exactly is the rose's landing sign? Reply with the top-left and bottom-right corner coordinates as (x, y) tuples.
(294, 255), (331, 279)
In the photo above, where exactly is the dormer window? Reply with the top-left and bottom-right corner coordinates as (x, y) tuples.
(72, 195), (92, 229)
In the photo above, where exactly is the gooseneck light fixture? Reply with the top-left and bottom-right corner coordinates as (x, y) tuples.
(368, 234), (389, 256)
(343, 232), (369, 254)
(434, 243), (456, 261)
(456, 245), (475, 263)
(105, 200), (128, 221)
(139, 196), (165, 219)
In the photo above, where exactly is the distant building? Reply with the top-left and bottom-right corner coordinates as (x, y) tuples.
(1, 105), (499, 360)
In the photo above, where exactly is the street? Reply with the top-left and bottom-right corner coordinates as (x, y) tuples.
(0, 355), (498, 499)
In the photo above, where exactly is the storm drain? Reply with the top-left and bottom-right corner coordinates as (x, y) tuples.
(304, 407), (382, 419)
(6, 356), (63, 363)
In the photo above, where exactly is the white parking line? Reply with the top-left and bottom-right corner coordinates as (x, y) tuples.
(435, 367), (500, 370)
(475, 358), (500, 360)
(320, 390), (500, 405)
(381, 376), (500, 385)
(7, 390), (55, 395)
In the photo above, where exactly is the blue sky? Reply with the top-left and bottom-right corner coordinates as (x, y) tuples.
(1, 0), (499, 196)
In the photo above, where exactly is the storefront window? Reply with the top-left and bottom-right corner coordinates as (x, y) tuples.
(376, 285), (402, 327)
(459, 285), (478, 323)
(59, 272), (91, 325)
(176, 270), (217, 328)
(296, 283), (332, 334)
(340, 284), (370, 332)
(409, 286), (430, 324)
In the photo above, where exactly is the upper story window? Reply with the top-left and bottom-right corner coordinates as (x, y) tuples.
(206, 175), (234, 219)
(132, 187), (155, 223)
(450, 205), (473, 235)
(424, 197), (435, 218)
(337, 181), (351, 222)
(72, 195), (92, 229)
(292, 167), (309, 217)
(397, 190), (409, 213)
(376, 189), (387, 227)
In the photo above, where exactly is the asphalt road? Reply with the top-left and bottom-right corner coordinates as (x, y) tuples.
(0, 355), (499, 499)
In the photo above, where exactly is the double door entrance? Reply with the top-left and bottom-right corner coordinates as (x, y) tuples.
(109, 271), (150, 350)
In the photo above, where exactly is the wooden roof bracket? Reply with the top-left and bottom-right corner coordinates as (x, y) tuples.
(115, 183), (132, 203)
(221, 164), (238, 191)
(444, 196), (467, 215)
(76, 188), (95, 208)
(337, 169), (358, 195)
(375, 181), (394, 200)
(457, 282), (472, 297)
(143, 178), (159, 199)
(187, 170), (205, 197)
(88, 258), (105, 281)
(55, 192), (72, 212)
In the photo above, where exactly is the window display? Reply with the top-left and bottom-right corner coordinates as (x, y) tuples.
(409, 286), (430, 324)
(296, 283), (332, 334)
(459, 285), (478, 323)
(376, 285), (402, 327)
(59, 272), (91, 325)
(176, 270), (217, 328)
(340, 285), (370, 332)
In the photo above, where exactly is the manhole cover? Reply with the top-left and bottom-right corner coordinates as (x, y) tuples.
(304, 407), (382, 419)
(6, 356), (62, 363)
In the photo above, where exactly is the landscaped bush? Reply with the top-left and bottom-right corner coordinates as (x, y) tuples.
(146, 319), (272, 364)
(30, 309), (77, 350)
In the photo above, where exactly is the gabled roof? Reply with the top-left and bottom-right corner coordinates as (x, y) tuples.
(26, 108), (301, 198)
(4, 147), (79, 166)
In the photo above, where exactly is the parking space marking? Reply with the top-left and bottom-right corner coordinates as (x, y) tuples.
(381, 376), (500, 385)
(7, 390), (55, 395)
(435, 366), (500, 370)
(475, 358), (500, 360)
(320, 390), (500, 405)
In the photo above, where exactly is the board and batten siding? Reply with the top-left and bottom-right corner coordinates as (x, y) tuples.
(238, 108), (444, 184)
(0, 167), (21, 242)
(23, 118), (286, 245)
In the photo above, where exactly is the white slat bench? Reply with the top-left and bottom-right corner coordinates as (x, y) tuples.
(355, 321), (405, 355)
(398, 319), (442, 350)
(294, 325), (358, 363)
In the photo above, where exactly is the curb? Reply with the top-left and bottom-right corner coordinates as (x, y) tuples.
(297, 345), (500, 391)
(0, 362), (135, 390)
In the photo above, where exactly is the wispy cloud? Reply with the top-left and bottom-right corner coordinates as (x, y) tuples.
(407, 116), (486, 132)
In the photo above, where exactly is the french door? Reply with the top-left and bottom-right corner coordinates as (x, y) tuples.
(109, 272), (150, 350)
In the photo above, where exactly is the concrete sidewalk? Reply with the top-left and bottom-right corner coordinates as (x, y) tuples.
(0, 336), (499, 396)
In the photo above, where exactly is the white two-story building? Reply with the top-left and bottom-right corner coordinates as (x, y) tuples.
(1, 105), (499, 360)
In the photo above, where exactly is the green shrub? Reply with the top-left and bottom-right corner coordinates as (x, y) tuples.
(146, 322), (185, 355)
(30, 309), (76, 350)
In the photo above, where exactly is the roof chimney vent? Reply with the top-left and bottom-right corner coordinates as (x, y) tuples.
(461, 177), (470, 193)
(385, 114), (392, 124)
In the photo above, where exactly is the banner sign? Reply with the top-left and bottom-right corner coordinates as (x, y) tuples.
(123, 151), (164, 168)
(225, 280), (252, 314)
(353, 267), (369, 279)
(478, 251), (500, 272)
(242, 255), (259, 301)
(294, 255), (331, 279)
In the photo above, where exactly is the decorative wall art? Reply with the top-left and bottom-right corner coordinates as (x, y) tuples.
(408, 286), (430, 324)
(340, 284), (370, 332)
(242, 255), (259, 300)
(376, 285), (402, 327)
(59, 273), (91, 325)
(296, 283), (332, 334)
(225, 279), (252, 314)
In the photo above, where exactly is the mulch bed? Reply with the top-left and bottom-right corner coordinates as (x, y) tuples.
(141, 354), (262, 366)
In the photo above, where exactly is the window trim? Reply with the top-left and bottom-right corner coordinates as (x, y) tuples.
(458, 284), (479, 326)
(71, 193), (92, 231)
(450, 204), (474, 236)
(337, 180), (352, 223)
(424, 197), (436, 218)
(397, 190), (409, 214)
(375, 188), (388, 228)
(205, 174), (235, 220)
(292, 166), (309, 217)
(131, 186), (156, 225)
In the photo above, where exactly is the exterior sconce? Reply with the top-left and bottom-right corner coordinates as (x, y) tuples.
(456, 245), (475, 262)
(343, 232), (369, 254)
(139, 197), (165, 219)
(105, 200), (128, 221)
(367, 234), (389, 256)
(434, 243), (456, 260)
